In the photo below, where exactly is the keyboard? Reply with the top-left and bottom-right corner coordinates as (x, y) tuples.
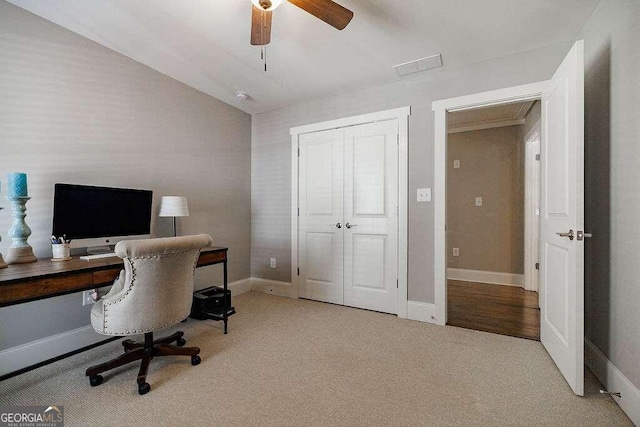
(79, 253), (118, 261)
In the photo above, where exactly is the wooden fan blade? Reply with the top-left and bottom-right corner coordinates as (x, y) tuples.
(251, 6), (272, 45)
(287, 0), (353, 30)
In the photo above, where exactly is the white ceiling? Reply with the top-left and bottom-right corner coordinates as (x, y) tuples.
(7, 0), (599, 114)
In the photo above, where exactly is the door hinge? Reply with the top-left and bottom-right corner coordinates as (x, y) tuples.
(535, 262), (539, 270)
(396, 279), (399, 288)
(297, 207), (300, 216)
(397, 135), (399, 145)
(297, 268), (300, 276)
(535, 153), (540, 161)
(298, 147), (300, 157)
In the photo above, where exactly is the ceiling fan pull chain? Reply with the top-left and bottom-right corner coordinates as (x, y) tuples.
(260, 10), (267, 71)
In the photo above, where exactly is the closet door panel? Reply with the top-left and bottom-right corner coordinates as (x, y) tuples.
(298, 129), (344, 304)
(343, 120), (398, 314)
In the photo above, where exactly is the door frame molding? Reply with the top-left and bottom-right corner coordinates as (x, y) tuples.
(524, 120), (541, 292)
(290, 106), (411, 318)
(431, 82), (549, 325)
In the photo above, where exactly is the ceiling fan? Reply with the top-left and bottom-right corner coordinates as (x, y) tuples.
(250, 0), (354, 46)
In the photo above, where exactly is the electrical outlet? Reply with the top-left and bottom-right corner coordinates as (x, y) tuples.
(417, 188), (431, 202)
(453, 248), (459, 257)
(475, 197), (483, 207)
(453, 159), (461, 169)
(270, 257), (277, 268)
(82, 289), (97, 306)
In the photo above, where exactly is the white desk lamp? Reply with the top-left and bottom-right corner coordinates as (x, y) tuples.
(159, 196), (189, 237)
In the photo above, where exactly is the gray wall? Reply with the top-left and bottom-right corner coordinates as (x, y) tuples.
(447, 125), (524, 274)
(0, 1), (252, 351)
(251, 42), (571, 303)
(581, 0), (640, 390)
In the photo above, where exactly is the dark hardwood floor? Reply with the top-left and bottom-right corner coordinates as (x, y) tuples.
(447, 280), (540, 340)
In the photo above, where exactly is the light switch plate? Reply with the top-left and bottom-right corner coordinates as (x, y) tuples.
(270, 258), (276, 268)
(475, 197), (483, 206)
(453, 248), (459, 257)
(453, 160), (460, 169)
(417, 188), (431, 202)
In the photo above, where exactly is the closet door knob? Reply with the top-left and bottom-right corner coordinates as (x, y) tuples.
(330, 222), (342, 229)
(345, 223), (358, 229)
(556, 230), (574, 240)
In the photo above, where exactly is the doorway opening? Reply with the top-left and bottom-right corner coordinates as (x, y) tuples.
(445, 100), (542, 340)
(432, 41), (585, 395)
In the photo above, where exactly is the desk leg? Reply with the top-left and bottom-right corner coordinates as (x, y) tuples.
(223, 256), (228, 334)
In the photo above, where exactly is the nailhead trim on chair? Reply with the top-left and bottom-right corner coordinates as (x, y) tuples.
(96, 250), (202, 335)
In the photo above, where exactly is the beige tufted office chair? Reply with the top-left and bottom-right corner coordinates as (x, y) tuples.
(86, 234), (213, 395)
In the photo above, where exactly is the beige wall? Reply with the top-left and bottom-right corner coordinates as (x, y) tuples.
(581, 0), (640, 390)
(0, 1), (252, 351)
(446, 125), (524, 274)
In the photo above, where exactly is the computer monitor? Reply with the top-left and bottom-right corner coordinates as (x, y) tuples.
(52, 183), (153, 251)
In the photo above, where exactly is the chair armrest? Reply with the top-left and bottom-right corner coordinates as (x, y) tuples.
(100, 269), (127, 304)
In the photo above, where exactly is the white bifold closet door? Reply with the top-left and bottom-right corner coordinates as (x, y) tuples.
(298, 120), (398, 314)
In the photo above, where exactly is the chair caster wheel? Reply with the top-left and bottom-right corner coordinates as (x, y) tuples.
(89, 375), (103, 387)
(138, 382), (151, 395)
(176, 337), (186, 347)
(191, 355), (201, 366)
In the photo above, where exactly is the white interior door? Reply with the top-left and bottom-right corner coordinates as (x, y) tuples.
(539, 40), (585, 396)
(298, 129), (344, 305)
(343, 121), (399, 314)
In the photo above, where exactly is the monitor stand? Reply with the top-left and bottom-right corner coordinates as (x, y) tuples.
(86, 245), (113, 255)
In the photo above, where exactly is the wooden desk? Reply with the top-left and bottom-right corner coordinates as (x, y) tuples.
(0, 246), (228, 307)
(0, 246), (229, 380)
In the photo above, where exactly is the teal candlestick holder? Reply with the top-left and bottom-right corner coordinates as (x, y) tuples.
(0, 207), (7, 269)
(5, 196), (37, 264)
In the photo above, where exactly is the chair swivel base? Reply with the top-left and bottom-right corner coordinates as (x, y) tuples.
(86, 331), (200, 395)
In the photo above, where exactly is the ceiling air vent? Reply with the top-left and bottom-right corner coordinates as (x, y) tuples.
(393, 54), (442, 77)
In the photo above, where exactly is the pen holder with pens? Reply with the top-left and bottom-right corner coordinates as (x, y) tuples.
(52, 243), (71, 261)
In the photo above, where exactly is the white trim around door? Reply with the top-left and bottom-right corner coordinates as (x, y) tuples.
(432, 82), (549, 326)
(290, 106), (410, 318)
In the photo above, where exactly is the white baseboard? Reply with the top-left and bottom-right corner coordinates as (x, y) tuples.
(447, 268), (524, 287)
(407, 301), (439, 325)
(585, 338), (640, 425)
(250, 278), (296, 298)
(0, 325), (105, 376)
(228, 278), (253, 296)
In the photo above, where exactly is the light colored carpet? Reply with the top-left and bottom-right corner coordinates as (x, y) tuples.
(0, 292), (632, 426)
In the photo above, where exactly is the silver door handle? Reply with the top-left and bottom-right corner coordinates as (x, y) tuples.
(330, 222), (342, 229)
(556, 230), (574, 240)
(345, 223), (358, 229)
(577, 230), (593, 241)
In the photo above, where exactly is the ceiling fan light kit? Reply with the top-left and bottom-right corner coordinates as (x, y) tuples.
(251, 0), (285, 11)
(249, 0), (354, 47)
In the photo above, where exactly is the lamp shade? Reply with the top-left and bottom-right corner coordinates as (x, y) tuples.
(159, 196), (189, 217)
